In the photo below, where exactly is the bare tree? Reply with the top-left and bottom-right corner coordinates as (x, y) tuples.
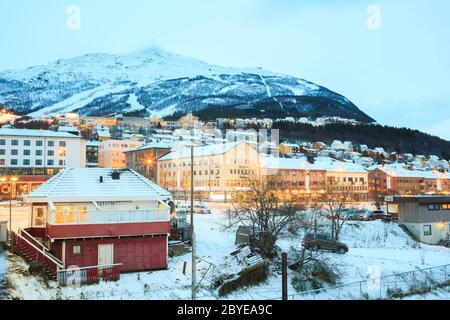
(288, 205), (326, 270)
(320, 192), (358, 241)
(231, 175), (306, 259)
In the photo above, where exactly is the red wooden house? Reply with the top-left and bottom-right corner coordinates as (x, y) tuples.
(12, 168), (172, 285)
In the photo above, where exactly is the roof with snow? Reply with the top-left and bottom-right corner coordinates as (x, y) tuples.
(25, 168), (171, 203)
(369, 163), (448, 179)
(0, 128), (80, 138)
(125, 141), (174, 153)
(261, 156), (367, 173)
(159, 141), (245, 161)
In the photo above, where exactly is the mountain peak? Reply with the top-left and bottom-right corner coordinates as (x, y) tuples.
(0, 49), (375, 123)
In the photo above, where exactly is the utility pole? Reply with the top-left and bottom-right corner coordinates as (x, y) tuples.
(190, 146), (197, 300)
(282, 252), (288, 300)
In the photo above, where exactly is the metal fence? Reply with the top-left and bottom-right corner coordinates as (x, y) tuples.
(273, 264), (450, 300)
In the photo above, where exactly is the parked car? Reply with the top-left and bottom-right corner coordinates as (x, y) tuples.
(195, 204), (212, 215)
(346, 210), (362, 221)
(371, 210), (386, 220)
(357, 209), (372, 221)
(303, 234), (349, 254)
(381, 213), (398, 223)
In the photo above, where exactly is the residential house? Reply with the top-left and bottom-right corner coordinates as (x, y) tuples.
(19, 168), (172, 283)
(388, 195), (450, 244)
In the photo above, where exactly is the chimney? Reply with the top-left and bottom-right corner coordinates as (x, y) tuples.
(111, 171), (121, 180)
(307, 155), (315, 165)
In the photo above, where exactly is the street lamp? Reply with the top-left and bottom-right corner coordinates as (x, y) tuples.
(147, 159), (153, 180)
(1, 176), (18, 234)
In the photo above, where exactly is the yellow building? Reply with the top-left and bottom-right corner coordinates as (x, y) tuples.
(98, 139), (144, 168)
(157, 141), (259, 201)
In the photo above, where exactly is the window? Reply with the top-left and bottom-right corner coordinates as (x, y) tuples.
(442, 204), (450, 210)
(35, 160), (42, 166)
(10, 159), (18, 165)
(59, 141), (66, 147)
(11, 139), (18, 146)
(23, 159), (30, 166)
(24, 140), (31, 146)
(47, 160), (54, 166)
(48, 150), (54, 156)
(48, 141), (55, 147)
(423, 225), (432, 236)
(428, 204), (440, 211)
(11, 149), (18, 156)
(36, 140), (43, 147)
(0, 159), (5, 165)
(72, 245), (82, 255)
(59, 160), (64, 166)
(0, 139), (5, 145)
(36, 150), (43, 156)
(0, 149), (4, 155)
(23, 150), (31, 156)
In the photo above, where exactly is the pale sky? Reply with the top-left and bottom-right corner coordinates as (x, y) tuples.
(1, 0), (449, 139)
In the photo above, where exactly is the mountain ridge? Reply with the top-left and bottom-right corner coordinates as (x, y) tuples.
(0, 46), (375, 122)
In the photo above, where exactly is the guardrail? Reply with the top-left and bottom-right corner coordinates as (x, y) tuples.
(57, 264), (122, 286)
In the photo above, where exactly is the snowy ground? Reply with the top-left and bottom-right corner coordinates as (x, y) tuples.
(0, 248), (7, 300)
(6, 203), (450, 300)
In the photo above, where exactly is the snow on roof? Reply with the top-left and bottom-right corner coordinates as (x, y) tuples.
(260, 156), (367, 173)
(125, 141), (174, 153)
(86, 140), (99, 147)
(58, 126), (79, 132)
(159, 141), (242, 161)
(0, 128), (80, 138)
(25, 168), (171, 203)
(97, 130), (111, 138)
(369, 163), (448, 179)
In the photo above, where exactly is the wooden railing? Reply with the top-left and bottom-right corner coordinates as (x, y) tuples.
(57, 264), (122, 286)
(20, 228), (49, 253)
(11, 231), (63, 277)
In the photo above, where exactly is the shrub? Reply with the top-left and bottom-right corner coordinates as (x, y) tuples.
(218, 261), (268, 297)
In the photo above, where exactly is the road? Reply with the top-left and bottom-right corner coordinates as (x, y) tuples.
(0, 202), (31, 233)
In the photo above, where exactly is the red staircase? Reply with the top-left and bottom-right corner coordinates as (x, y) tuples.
(11, 230), (63, 279)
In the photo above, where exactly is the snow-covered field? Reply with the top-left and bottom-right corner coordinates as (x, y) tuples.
(6, 204), (450, 300)
(0, 249), (8, 300)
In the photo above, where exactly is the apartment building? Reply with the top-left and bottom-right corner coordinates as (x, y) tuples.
(86, 140), (100, 168)
(368, 164), (450, 199)
(260, 157), (326, 199)
(325, 161), (369, 201)
(261, 156), (368, 201)
(157, 141), (259, 201)
(0, 128), (86, 175)
(125, 142), (173, 182)
(98, 139), (144, 169)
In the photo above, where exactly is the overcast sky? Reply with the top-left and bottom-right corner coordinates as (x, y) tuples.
(1, 0), (449, 139)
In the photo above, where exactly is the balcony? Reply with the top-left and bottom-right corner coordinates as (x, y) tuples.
(46, 208), (171, 240)
(47, 208), (169, 225)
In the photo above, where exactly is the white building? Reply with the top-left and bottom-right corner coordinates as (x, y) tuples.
(0, 128), (86, 173)
(98, 139), (144, 169)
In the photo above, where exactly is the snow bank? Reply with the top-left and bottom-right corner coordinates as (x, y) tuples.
(6, 206), (450, 300)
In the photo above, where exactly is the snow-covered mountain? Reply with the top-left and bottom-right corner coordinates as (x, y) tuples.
(0, 47), (374, 122)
